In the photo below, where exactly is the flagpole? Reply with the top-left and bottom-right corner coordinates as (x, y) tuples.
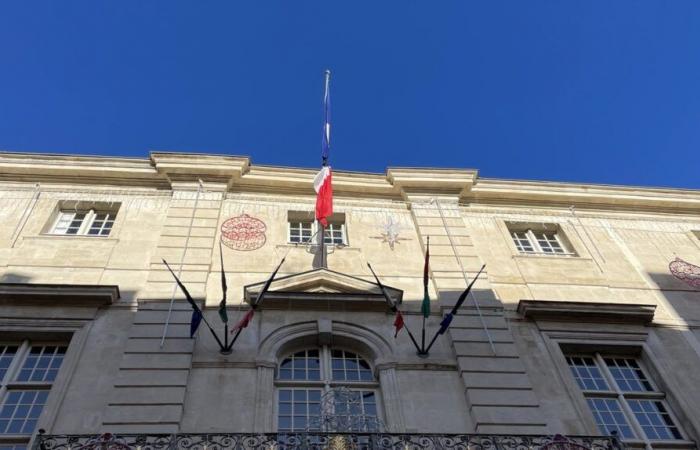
(420, 236), (430, 355)
(161, 180), (203, 348)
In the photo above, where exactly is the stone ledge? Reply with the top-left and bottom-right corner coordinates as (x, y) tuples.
(517, 300), (656, 325)
(0, 283), (120, 306)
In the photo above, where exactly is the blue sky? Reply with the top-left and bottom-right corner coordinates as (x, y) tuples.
(0, 2), (699, 188)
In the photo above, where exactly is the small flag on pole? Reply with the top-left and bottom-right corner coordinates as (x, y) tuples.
(421, 236), (431, 318)
(231, 258), (286, 334)
(393, 310), (405, 338)
(162, 259), (203, 338)
(437, 265), (486, 335)
(218, 242), (228, 324)
(233, 308), (255, 331)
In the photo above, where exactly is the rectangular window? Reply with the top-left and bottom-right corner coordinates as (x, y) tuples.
(565, 353), (684, 443)
(287, 213), (346, 246)
(49, 209), (116, 237)
(323, 223), (344, 245)
(508, 224), (574, 256)
(0, 342), (67, 447)
(289, 222), (313, 245)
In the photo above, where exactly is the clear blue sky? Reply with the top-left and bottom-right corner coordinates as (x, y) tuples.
(1, 2), (699, 188)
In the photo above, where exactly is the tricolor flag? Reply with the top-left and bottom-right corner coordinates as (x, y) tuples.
(315, 70), (333, 227)
(231, 257), (286, 334)
(314, 166), (333, 227)
(421, 236), (431, 318)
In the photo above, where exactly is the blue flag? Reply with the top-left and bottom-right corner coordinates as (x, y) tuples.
(438, 313), (453, 335)
(321, 70), (331, 165)
(190, 309), (203, 338)
(162, 259), (203, 339)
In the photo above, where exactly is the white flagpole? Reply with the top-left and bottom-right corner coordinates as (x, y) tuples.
(160, 180), (204, 348)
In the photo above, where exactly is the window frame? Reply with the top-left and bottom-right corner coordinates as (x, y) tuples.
(565, 352), (686, 445)
(0, 341), (68, 449)
(508, 225), (575, 257)
(48, 209), (116, 237)
(286, 221), (347, 246)
(274, 346), (380, 432)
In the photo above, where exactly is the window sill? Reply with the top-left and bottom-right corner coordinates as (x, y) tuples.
(513, 253), (587, 261)
(26, 234), (117, 242)
(622, 439), (696, 449)
(282, 243), (351, 249)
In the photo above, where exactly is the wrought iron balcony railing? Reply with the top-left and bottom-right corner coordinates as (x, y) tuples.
(35, 431), (624, 450)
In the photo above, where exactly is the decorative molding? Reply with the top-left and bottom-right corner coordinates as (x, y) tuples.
(244, 268), (403, 309)
(518, 300), (656, 325)
(0, 151), (699, 213)
(0, 283), (120, 307)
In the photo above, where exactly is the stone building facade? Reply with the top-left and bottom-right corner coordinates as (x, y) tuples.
(0, 151), (699, 450)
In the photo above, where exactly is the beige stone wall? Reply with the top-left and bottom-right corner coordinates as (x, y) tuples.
(1, 152), (699, 443)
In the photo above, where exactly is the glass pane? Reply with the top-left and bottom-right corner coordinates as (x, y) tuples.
(16, 346), (66, 382)
(566, 356), (609, 391)
(0, 390), (47, 435)
(277, 389), (322, 432)
(627, 400), (682, 440)
(604, 358), (653, 392)
(331, 349), (373, 382)
(277, 349), (321, 381)
(586, 398), (635, 439)
(0, 346), (18, 381)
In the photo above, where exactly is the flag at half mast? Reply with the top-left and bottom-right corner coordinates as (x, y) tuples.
(314, 70), (333, 227)
(421, 236), (431, 318)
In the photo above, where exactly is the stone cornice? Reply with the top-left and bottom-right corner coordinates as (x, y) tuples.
(0, 150), (699, 213)
(0, 283), (120, 307)
(517, 300), (656, 325)
(387, 167), (478, 198)
(470, 178), (700, 214)
(0, 152), (165, 188)
(150, 152), (249, 187)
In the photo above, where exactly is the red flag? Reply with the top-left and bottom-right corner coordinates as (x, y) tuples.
(314, 166), (333, 226)
(232, 309), (255, 332)
(393, 310), (405, 338)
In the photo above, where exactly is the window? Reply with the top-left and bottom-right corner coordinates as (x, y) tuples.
(566, 354), (683, 444)
(275, 346), (378, 432)
(287, 212), (346, 246)
(508, 224), (573, 256)
(289, 222), (313, 245)
(49, 209), (116, 237)
(0, 342), (67, 449)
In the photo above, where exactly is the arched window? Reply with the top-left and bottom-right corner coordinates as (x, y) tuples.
(275, 346), (379, 432)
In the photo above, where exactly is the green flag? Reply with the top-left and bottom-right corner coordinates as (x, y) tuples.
(421, 236), (431, 318)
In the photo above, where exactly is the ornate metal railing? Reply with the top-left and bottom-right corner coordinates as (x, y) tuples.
(35, 431), (624, 450)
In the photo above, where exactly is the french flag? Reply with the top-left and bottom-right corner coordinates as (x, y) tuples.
(314, 166), (332, 226)
(315, 71), (333, 227)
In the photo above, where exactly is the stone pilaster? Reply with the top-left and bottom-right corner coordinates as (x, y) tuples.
(406, 193), (546, 434)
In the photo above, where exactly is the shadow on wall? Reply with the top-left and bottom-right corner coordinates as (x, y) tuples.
(0, 272), (33, 283)
(647, 271), (700, 323)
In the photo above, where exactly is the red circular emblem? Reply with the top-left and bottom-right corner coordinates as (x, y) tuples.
(220, 214), (267, 251)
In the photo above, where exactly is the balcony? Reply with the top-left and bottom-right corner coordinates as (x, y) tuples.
(35, 431), (623, 450)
